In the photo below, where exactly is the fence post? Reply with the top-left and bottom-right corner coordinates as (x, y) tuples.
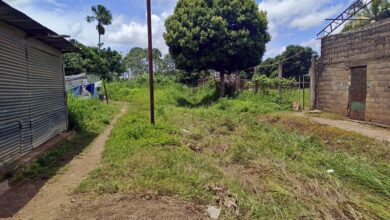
(310, 55), (318, 110)
(302, 76), (305, 110)
(278, 62), (283, 93)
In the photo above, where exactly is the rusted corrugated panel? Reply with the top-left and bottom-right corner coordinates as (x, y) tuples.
(27, 46), (67, 148)
(0, 32), (31, 163)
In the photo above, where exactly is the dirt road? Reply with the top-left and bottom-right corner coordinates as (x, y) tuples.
(300, 114), (390, 143)
(10, 106), (127, 220)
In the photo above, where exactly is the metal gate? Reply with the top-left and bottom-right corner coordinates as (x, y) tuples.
(349, 66), (367, 121)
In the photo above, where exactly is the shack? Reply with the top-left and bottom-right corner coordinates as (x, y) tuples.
(0, 1), (78, 164)
(314, 18), (390, 126)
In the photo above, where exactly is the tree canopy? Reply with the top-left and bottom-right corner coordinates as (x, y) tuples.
(164, 0), (270, 96)
(256, 45), (316, 79)
(342, 0), (390, 32)
(86, 4), (113, 48)
(165, 0), (270, 73)
(123, 47), (163, 76)
(64, 41), (125, 79)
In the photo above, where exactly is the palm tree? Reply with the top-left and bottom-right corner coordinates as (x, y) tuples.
(342, 0), (390, 32)
(86, 5), (113, 49)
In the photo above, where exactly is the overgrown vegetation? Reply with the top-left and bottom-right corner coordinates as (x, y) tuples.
(78, 76), (390, 219)
(13, 96), (119, 182)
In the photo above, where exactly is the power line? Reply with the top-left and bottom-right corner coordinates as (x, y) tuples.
(244, 50), (305, 71)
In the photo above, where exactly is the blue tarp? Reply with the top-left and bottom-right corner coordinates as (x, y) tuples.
(71, 86), (81, 96)
(69, 81), (101, 97)
(86, 83), (95, 96)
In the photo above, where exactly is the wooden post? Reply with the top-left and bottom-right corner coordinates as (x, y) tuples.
(310, 55), (318, 110)
(147, 0), (155, 125)
(220, 72), (225, 97)
(302, 76), (305, 110)
(278, 62), (283, 93)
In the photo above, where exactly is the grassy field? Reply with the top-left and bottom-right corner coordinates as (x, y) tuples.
(77, 77), (389, 219)
(12, 95), (119, 182)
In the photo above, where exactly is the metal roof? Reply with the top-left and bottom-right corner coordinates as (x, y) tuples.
(0, 0), (79, 53)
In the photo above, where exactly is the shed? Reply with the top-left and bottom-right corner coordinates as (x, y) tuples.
(313, 18), (390, 126)
(0, 1), (79, 164)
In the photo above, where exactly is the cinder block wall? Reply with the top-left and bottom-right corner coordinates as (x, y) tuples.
(318, 19), (390, 126)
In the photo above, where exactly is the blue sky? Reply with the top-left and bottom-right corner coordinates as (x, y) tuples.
(5, 0), (355, 58)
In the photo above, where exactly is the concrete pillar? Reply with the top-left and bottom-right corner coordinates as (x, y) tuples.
(278, 62), (283, 93)
(310, 55), (318, 110)
(278, 62), (283, 78)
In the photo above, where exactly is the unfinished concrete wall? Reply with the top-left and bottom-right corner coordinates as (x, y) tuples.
(318, 18), (390, 126)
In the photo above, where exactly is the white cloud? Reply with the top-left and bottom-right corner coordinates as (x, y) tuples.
(264, 45), (286, 58)
(4, 0), (33, 7)
(4, 0), (97, 46)
(290, 5), (343, 30)
(259, 0), (344, 31)
(3, 0), (345, 58)
(4, 0), (173, 54)
(258, 0), (346, 57)
(300, 38), (321, 52)
(107, 13), (170, 54)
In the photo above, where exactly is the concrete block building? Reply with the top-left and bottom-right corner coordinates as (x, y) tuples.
(314, 18), (390, 126)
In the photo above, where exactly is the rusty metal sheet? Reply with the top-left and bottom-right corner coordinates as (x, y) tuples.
(349, 66), (367, 121)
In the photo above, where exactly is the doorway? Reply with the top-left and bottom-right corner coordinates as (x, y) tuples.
(349, 66), (367, 121)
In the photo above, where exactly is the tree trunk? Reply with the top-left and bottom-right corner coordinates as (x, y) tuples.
(219, 72), (225, 97)
(98, 34), (101, 50)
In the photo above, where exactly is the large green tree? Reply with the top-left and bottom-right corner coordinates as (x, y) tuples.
(64, 42), (125, 78)
(86, 5), (113, 49)
(160, 54), (177, 75)
(256, 45), (316, 79)
(123, 47), (163, 76)
(281, 45), (316, 79)
(164, 0), (270, 96)
(342, 0), (390, 32)
(257, 56), (281, 78)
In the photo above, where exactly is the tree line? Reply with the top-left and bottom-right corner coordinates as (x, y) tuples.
(65, 0), (387, 97)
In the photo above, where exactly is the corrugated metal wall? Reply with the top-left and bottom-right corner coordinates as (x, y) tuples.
(0, 30), (67, 164)
(28, 46), (67, 148)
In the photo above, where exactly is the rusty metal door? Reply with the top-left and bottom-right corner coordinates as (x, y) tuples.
(349, 66), (367, 121)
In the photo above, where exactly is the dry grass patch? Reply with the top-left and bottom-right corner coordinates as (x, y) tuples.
(260, 113), (390, 161)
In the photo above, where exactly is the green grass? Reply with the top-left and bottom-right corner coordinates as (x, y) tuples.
(289, 88), (310, 110)
(78, 77), (389, 219)
(12, 96), (119, 182)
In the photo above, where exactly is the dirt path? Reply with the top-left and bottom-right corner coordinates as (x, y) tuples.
(297, 113), (390, 143)
(10, 105), (127, 220)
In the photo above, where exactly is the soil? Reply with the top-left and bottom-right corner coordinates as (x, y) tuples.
(1, 106), (128, 220)
(303, 114), (390, 143)
(60, 194), (206, 220)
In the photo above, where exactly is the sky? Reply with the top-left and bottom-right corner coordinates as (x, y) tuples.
(4, 0), (356, 58)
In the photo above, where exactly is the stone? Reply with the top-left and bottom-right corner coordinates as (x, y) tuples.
(207, 206), (221, 220)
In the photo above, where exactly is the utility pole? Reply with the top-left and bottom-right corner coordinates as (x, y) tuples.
(146, 0), (155, 125)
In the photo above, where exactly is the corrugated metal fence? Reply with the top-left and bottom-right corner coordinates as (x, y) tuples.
(0, 32), (67, 164)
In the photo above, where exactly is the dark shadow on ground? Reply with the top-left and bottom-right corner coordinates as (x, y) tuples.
(176, 84), (240, 108)
(0, 132), (96, 218)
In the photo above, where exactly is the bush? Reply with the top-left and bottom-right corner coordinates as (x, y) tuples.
(67, 95), (118, 133)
